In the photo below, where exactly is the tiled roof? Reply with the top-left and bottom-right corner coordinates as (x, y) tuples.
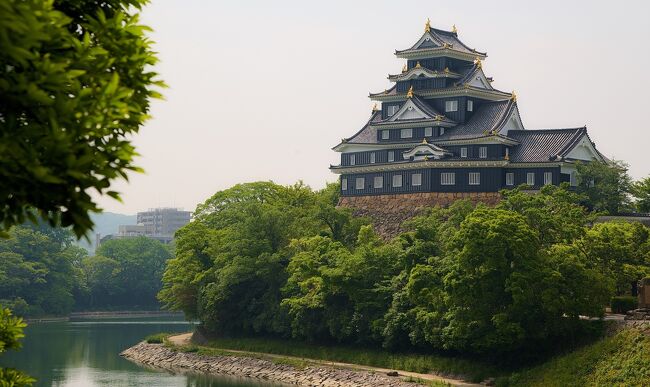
(508, 128), (586, 162)
(343, 98), (516, 144)
(396, 28), (486, 56)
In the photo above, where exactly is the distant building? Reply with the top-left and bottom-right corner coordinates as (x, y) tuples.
(99, 208), (191, 246)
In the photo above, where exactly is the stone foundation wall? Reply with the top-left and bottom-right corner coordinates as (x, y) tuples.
(339, 192), (501, 238)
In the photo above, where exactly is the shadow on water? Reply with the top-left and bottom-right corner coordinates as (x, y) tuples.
(2, 316), (282, 387)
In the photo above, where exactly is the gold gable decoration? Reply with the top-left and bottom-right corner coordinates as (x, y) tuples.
(406, 85), (414, 98)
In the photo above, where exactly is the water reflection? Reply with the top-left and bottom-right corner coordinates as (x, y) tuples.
(2, 317), (280, 387)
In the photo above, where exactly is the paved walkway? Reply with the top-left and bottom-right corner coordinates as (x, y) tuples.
(166, 333), (481, 387)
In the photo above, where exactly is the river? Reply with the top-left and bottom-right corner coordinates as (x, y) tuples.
(2, 316), (281, 387)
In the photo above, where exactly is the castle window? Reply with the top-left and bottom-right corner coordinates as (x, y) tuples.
(412, 173), (422, 186)
(469, 172), (481, 185)
(506, 173), (514, 186)
(400, 128), (413, 138)
(349, 154), (355, 165)
(355, 177), (365, 190)
(544, 172), (553, 185)
(425, 127), (433, 137)
(445, 100), (458, 112)
(392, 174), (403, 187)
(374, 176), (383, 189)
(370, 152), (376, 163)
(388, 151), (395, 162)
(441, 172), (455, 185)
(440, 127), (445, 135)
(527, 173), (535, 186)
(570, 171), (577, 186)
(467, 100), (474, 112)
(387, 105), (399, 116)
(479, 146), (487, 158)
(381, 130), (390, 140)
(461, 147), (467, 158)
(341, 178), (348, 190)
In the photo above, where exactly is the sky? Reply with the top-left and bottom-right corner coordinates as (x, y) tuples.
(96, 0), (650, 214)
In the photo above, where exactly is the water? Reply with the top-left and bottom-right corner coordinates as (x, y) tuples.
(2, 316), (280, 387)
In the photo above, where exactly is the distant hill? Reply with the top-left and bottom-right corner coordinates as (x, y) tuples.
(76, 212), (137, 254)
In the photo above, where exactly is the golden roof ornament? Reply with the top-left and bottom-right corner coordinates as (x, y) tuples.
(402, 64), (407, 73)
(452, 24), (458, 34)
(406, 85), (414, 98)
(415, 61), (421, 68)
(421, 138), (428, 144)
(511, 90), (517, 102)
(474, 57), (482, 69)
(372, 103), (379, 112)
(444, 67), (450, 73)
(425, 18), (431, 33)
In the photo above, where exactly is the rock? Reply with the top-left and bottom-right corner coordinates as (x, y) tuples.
(386, 371), (399, 377)
(482, 377), (496, 386)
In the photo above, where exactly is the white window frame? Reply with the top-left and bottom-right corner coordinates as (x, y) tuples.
(424, 127), (433, 137)
(445, 100), (458, 112)
(441, 172), (456, 185)
(544, 171), (553, 185)
(400, 128), (413, 138)
(388, 151), (395, 162)
(467, 100), (474, 112)
(439, 127), (445, 135)
(392, 174), (403, 188)
(527, 172), (535, 186)
(355, 177), (365, 190)
(479, 146), (487, 159)
(469, 172), (480, 185)
(373, 176), (383, 189)
(387, 105), (399, 116)
(506, 172), (514, 186)
(349, 154), (355, 165)
(460, 147), (468, 158)
(412, 173), (422, 186)
(341, 178), (348, 190)
(370, 152), (375, 164)
(381, 130), (390, 140)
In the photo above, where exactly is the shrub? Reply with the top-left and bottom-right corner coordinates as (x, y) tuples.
(611, 296), (637, 314)
(145, 333), (170, 344)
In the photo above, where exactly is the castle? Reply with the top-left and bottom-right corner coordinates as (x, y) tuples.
(331, 20), (605, 235)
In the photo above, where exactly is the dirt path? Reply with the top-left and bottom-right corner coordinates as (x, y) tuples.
(166, 333), (481, 386)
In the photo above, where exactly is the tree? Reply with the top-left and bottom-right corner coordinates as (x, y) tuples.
(632, 176), (650, 213)
(93, 237), (171, 308)
(575, 160), (633, 214)
(0, 0), (163, 237)
(0, 308), (34, 386)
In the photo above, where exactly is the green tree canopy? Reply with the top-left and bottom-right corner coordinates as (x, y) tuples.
(575, 160), (633, 214)
(0, 0), (163, 237)
(632, 176), (650, 213)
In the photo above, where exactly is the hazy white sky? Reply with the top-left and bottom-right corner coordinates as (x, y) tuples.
(97, 0), (650, 214)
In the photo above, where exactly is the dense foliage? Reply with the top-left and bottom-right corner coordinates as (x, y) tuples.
(632, 176), (650, 213)
(161, 182), (650, 355)
(0, 308), (34, 386)
(575, 160), (633, 214)
(0, 0), (162, 237)
(79, 237), (172, 309)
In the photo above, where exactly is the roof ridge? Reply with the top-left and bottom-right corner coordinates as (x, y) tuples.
(510, 126), (586, 133)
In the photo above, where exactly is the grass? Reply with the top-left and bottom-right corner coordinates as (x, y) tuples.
(501, 327), (650, 386)
(199, 336), (500, 382)
(144, 332), (171, 344)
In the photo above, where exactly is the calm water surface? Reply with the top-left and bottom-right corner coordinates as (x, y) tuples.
(2, 316), (281, 387)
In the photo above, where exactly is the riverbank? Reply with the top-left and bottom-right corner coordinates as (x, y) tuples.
(121, 334), (478, 386)
(24, 310), (185, 323)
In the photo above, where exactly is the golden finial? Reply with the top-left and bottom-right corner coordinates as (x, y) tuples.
(406, 85), (414, 98)
(424, 155), (429, 161)
(444, 67), (450, 73)
(425, 18), (431, 33)
(511, 91), (517, 102)
(415, 61), (421, 68)
(402, 64), (407, 73)
(372, 103), (379, 112)
(421, 138), (428, 144)
(474, 57), (482, 69)
(452, 24), (458, 34)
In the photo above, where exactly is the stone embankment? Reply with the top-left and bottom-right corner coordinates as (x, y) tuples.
(121, 341), (429, 387)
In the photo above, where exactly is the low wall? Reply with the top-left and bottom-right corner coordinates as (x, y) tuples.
(339, 192), (501, 238)
(121, 342), (420, 387)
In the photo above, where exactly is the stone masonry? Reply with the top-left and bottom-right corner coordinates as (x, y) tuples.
(339, 192), (501, 238)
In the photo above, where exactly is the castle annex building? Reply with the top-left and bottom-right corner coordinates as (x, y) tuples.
(331, 21), (605, 201)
